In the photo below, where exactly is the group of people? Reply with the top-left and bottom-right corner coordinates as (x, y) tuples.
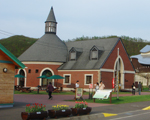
(95, 81), (105, 92)
(75, 80), (105, 91)
(132, 82), (142, 95)
(46, 80), (142, 99)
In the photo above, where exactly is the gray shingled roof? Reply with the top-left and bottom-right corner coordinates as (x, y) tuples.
(140, 45), (150, 53)
(131, 45), (150, 65)
(18, 34), (68, 62)
(131, 54), (150, 65)
(58, 38), (120, 70)
(45, 7), (57, 23)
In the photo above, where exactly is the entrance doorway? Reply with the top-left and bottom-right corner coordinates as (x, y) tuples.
(41, 69), (52, 87)
(19, 69), (25, 87)
(114, 57), (124, 89)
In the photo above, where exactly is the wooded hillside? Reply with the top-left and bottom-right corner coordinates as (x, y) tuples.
(0, 35), (149, 57)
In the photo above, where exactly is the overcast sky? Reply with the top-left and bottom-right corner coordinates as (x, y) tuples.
(0, 0), (150, 41)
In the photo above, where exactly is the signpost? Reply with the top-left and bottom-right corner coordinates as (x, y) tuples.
(116, 48), (119, 99)
(93, 90), (112, 103)
(75, 88), (83, 100)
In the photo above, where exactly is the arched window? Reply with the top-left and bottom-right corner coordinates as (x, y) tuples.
(41, 69), (52, 86)
(19, 69), (25, 87)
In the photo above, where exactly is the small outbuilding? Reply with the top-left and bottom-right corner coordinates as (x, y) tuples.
(0, 44), (25, 108)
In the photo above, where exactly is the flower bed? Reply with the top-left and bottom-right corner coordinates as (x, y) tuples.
(21, 103), (47, 120)
(71, 101), (92, 116)
(48, 104), (71, 118)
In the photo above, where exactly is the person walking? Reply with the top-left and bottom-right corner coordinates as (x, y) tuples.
(47, 82), (54, 99)
(99, 81), (105, 90)
(138, 82), (142, 95)
(132, 83), (136, 95)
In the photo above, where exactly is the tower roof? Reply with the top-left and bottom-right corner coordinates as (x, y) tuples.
(18, 7), (67, 63)
(45, 7), (57, 23)
(18, 34), (67, 62)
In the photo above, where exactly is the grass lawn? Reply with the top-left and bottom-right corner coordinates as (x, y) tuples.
(82, 95), (150, 104)
(14, 90), (131, 95)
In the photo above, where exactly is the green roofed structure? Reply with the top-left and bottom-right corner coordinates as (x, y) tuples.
(0, 43), (25, 108)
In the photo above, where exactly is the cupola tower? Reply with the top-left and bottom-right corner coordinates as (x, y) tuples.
(45, 7), (57, 34)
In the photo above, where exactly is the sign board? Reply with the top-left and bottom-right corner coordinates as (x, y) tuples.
(93, 90), (112, 99)
(89, 84), (93, 89)
(75, 88), (83, 99)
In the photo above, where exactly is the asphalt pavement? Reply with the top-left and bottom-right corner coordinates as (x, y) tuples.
(0, 92), (150, 120)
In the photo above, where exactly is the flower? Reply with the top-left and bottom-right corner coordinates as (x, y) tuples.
(52, 104), (69, 111)
(74, 101), (88, 108)
(25, 103), (46, 113)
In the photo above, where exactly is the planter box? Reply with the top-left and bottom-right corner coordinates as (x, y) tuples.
(21, 111), (48, 120)
(48, 109), (71, 118)
(71, 107), (92, 116)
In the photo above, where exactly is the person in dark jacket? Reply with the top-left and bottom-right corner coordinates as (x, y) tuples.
(47, 82), (54, 99)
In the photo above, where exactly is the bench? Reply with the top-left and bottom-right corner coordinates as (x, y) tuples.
(20, 87), (31, 93)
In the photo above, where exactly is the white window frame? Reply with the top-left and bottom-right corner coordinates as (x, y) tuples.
(84, 74), (93, 85)
(63, 74), (71, 85)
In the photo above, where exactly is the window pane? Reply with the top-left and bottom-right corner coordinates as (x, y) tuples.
(86, 76), (92, 84)
(65, 76), (70, 83)
(92, 51), (97, 58)
(71, 52), (76, 60)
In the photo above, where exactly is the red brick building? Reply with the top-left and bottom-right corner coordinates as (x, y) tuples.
(15, 7), (135, 91)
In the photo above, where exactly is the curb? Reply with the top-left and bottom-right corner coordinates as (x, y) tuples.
(48, 113), (104, 120)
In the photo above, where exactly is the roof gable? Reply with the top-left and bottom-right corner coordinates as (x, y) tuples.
(0, 44), (25, 68)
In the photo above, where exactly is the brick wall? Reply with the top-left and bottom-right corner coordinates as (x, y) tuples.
(58, 70), (99, 89)
(102, 40), (134, 71)
(15, 64), (60, 87)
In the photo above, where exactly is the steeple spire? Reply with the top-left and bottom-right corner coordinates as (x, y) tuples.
(45, 7), (57, 34)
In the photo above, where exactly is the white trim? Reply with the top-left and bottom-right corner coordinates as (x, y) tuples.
(84, 74), (93, 85)
(124, 70), (135, 74)
(114, 55), (125, 71)
(22, 61), (63, 65)
(58, 70), (99, 72)
(100, 68), (114, 72)
(17, 69), (27, 87)
(39, 67), (54, 86)
(63, 74), (71, 85)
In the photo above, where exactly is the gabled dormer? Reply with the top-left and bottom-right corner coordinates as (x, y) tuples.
(45, 7), (57, 34)
(69, 47), (82, 61)
(90, 45), (104, 60)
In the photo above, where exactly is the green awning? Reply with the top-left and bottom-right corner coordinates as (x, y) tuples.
(47, 75), (64, 79)
(37, 75), (48, 78)
(15, 74), (25, 78)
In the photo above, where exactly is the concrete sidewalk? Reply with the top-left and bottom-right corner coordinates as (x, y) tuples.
(0, 92), (150, 120)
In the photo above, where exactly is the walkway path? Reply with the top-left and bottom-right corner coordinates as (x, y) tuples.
(0, 92), (150, 120)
